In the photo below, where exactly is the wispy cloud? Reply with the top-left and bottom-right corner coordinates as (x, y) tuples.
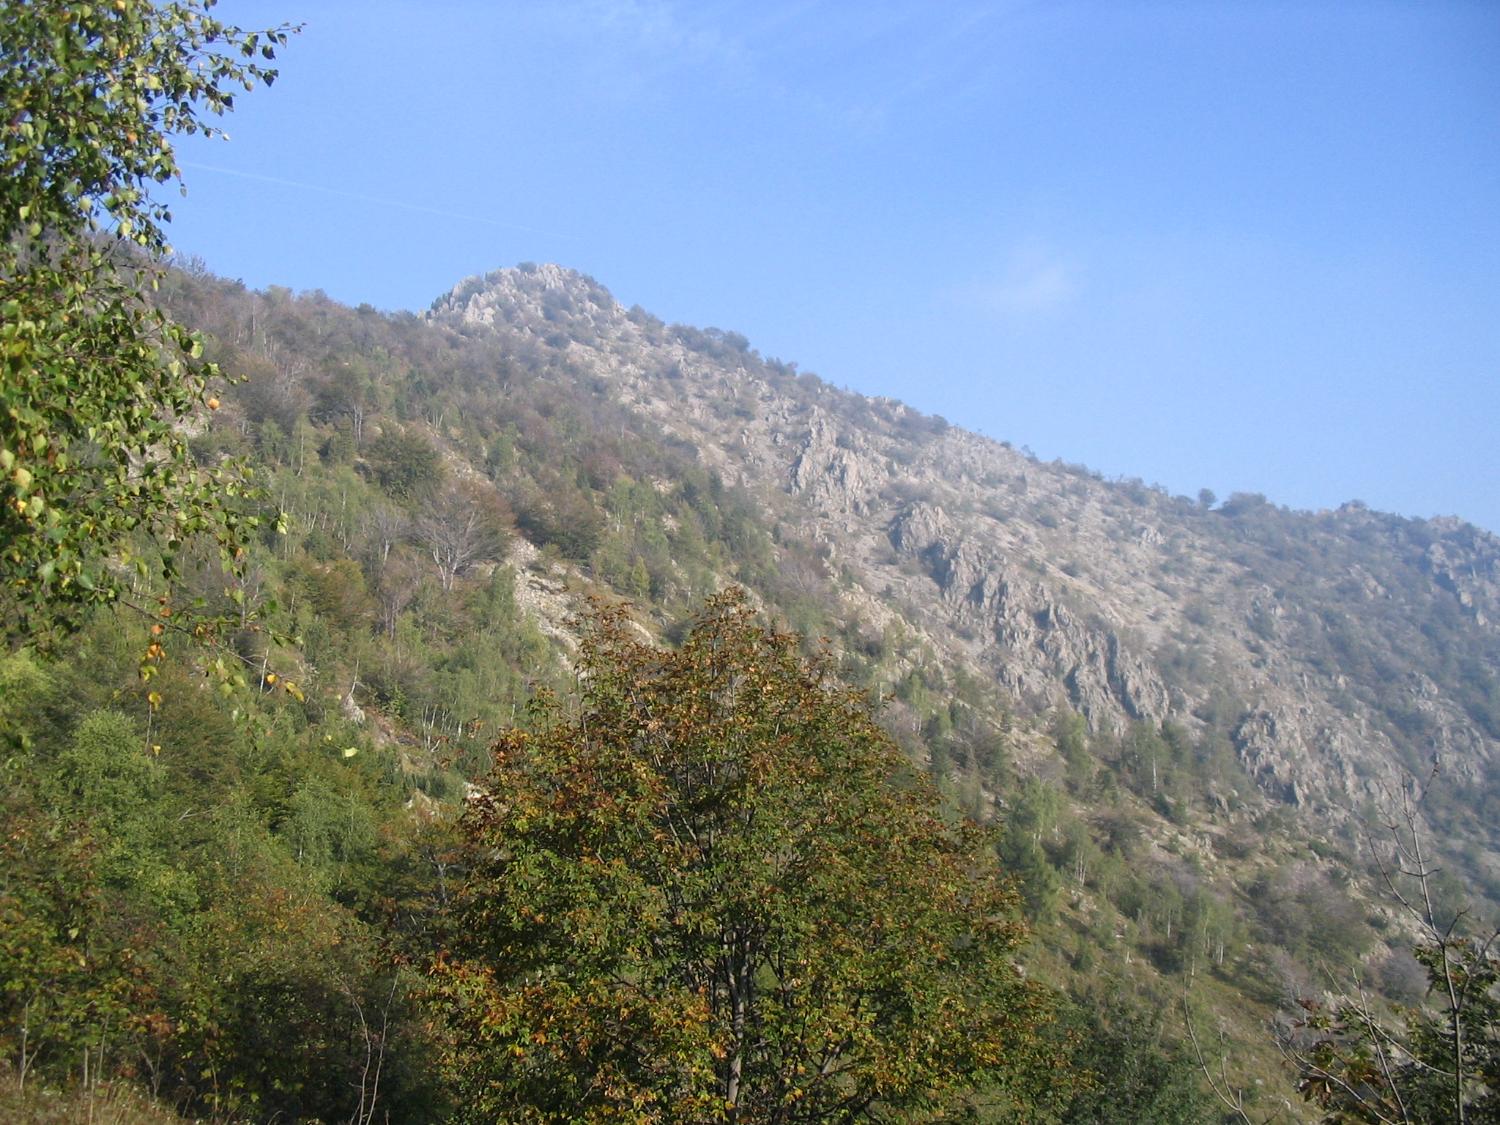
(953, 247), (1080, 320)
(549, 0), (753, 92)
(745, 2), (1036, 135)
(536, 2), (1029, 133)
(582, 0), (738, 61)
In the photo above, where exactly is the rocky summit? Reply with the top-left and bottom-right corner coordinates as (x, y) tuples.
(432, 264), (1500, 850)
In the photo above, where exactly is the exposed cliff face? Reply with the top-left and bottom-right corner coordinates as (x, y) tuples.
(430, 265), (1500, 837)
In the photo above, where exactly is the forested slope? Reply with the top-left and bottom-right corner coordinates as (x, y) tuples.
(4, 262), (1498, 1121)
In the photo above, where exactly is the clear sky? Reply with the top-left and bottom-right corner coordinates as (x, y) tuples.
(169, 1), (1500, 533)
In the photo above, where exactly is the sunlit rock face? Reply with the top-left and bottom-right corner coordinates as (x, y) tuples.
(433, 264), (1500, 834)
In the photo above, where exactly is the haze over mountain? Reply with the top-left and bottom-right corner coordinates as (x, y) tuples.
(171, 2), (1500, 536)
(428, 262), (1500, 840)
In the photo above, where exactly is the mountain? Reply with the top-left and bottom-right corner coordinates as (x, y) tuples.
(10, 258), (1495, 1120)
(430, 263), (1500, 852)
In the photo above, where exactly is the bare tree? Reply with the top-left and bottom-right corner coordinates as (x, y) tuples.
(1182, 994), (1264, 1124)
(376, 551), (423, 640)
(363, 500), (409, 573)
(1183, 764), (1499, 1123)
(413, 484), (507, 592)
(1275, 763), (1500, 1123)
(345, 977), (399, 1125)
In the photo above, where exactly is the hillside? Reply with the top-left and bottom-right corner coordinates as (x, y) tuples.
(432, 263), (1500, 846)
(5, 259), (1497, 1121)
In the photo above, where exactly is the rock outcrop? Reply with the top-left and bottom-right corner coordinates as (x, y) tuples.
(429, 265), (1500, 834)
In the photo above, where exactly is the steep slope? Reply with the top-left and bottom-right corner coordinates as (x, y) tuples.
(432, 263), (1500, 875)
(127, 262), (1496, 1118)
(15, 258), (1494, 1122)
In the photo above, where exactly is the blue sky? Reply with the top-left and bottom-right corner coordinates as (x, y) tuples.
(171, 1), (1500, 532)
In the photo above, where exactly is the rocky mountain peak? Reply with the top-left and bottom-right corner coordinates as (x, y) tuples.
(430, 263), (627, 338)
(426, 263), (1500, 838)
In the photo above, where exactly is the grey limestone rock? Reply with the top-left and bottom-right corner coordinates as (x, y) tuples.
(429, 264), (1500, 835)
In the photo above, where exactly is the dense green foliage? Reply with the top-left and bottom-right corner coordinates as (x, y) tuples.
(430, 593), (1059, 1122)
(0, 0), (293, 638)
(0, 639), (441, 1120)
(1050, 995), (1215, 1123)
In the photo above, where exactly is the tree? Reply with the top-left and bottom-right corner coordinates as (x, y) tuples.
(429, 591), (1057, 1123)
(997, 778), (1065, 922)
(1289, 939), (1498, 1124)
(1055, 994), (1216, 1124)
(1283, 772), (1500, 1123)
(413, 482), (508, 592)
(0, 0), (295, 638)
(367, 426), (444, 500)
